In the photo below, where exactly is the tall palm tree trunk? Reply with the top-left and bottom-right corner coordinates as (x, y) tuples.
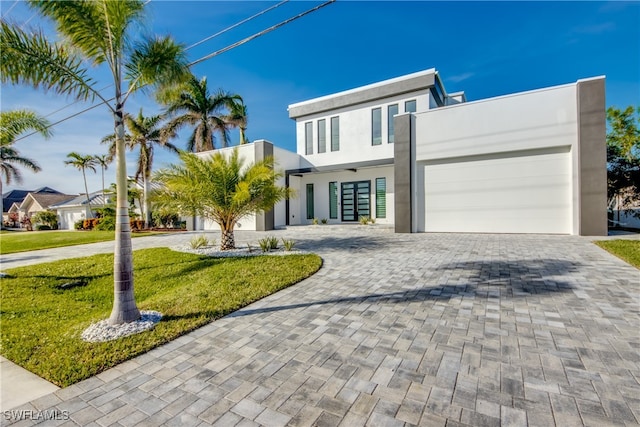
(81, 169), (93, 218)
(109, 106), (140, 325)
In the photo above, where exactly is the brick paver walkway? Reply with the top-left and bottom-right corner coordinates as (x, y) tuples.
(2, 229), (639, 426)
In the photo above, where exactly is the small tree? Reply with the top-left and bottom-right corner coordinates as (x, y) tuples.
(65, 152), (97, 217)
(154, 149), (289, 250)
(606, 106), (640, 223)
(32, 209), (58, 229)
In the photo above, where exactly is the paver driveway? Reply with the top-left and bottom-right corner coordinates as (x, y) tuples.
(2, 229), (639, 426)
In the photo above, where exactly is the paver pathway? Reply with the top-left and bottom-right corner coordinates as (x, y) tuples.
(1, 229), (639, 426)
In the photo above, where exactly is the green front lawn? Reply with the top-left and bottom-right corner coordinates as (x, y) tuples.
(0, 248), (322, 386)
(595, 240), (640, 269)
(0, 230), (164, 255)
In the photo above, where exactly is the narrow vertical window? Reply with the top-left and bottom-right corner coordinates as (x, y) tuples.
(405, 99), (416, 113)
(376, 178), (386, 218)
(330, 116), (340, 151)
(305, 122), (313, 155)
(306, 183), (314, 219)
(329, 182), (338, 219)
(372, 107), (382, 145)
(388, 104), (398, 143)
(317, 119), (326, 153)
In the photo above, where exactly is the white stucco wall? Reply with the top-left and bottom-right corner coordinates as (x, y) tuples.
(295, 91), (432, 168)
(412, 83), (579, 234)
(291, 166), (394, 225)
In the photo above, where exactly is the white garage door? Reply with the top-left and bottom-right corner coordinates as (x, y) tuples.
(422, 149), (572, 234)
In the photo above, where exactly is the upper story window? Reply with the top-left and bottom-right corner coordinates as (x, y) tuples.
(372, 107), (382, 146)
(317, 119), (326, 153)
(388, 104), (398, 144)
(405, 99), (416, 113)
(305, 122), (313, 155)
(331, 116), (340, 151)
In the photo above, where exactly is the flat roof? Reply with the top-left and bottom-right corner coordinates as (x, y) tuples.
(288, 68), (438, 119)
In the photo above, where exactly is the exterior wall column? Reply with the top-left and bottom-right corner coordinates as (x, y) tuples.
(575, 77), (607, 236)
(394, 113), (414, 233)
(254, 140), (275, 231)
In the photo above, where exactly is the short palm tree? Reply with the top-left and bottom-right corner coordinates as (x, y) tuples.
(0, 110), (51, 196)
(65, 152), (97, 218)
(154, 149), (289, 250)
(103, 110), (179, 227)
(1, 0), (189, 324)
(92, 154), (112, 208)
(160, 74), (243, 152)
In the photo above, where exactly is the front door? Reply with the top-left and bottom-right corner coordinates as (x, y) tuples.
(341, 181), (370, 221)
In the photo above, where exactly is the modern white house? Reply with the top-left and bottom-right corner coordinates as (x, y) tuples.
(195, 68), (607, 236)
(51, 191), (110, 230)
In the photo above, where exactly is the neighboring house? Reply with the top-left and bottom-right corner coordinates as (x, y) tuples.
(51, 191), (110, 230)
(197, 68), (607, 236)
(2, 187), (62, 223)
(608, 191), (640, 230)
(17, 191), (76, 225)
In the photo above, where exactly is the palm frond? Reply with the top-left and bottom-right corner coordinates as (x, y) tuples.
(0, 20), (100, 103)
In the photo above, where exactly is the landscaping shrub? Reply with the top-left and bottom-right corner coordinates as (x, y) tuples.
(35, 224), (52, 231)
(189, 234), (210, 249)
(74, 219), (84, 230)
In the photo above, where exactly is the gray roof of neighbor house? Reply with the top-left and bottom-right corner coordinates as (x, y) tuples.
(2, 187), (62, 212)
(25, 193), (77, 210)
(50, 191), (110, 208)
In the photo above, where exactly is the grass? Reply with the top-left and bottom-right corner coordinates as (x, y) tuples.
(594, 240), (640, 269)
(0, 248), (322, 386)
(0, 230), (164, 255)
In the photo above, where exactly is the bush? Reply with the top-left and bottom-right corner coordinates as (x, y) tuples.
(320, 218), (328, 224)
(130, 219), (145, 231)
(82, 219), (99, 230)
(282, 238), (296, 251)
(94, 217), (115, 231)
(258, 237), (271, 253)
(189, 235), (210, 249)
(74, 219), (85, 230)
(152, 211), (180, 228)
(32, 210), (58, 229)
(35, 224), (52, 231)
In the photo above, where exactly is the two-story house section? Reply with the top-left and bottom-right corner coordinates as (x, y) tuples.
(286, 69), (453, 225)
(194, 68), (606, 236)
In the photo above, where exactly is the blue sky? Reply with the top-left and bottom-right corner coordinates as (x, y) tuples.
(2, 1), (639, 195)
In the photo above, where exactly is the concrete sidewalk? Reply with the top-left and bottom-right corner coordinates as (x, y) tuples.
(1, 229), (638, 426)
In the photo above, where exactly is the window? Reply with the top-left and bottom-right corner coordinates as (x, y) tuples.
(405, 99), (416, 113)
(317, 119), (326, 153)
(329, 182), (338, 219)
(330, 116), (340, 151)
(372, 108), (382, 145)
(376, 178), (386, 218)
(388, 104), (398, 143)
(306, 184), (314, 219)
(305, 122), (313, 155)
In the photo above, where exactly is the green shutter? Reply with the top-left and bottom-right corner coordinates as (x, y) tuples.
(375, 178), (386, 218)
(329, 182), (338, 219)
(306, 183), (314, 219)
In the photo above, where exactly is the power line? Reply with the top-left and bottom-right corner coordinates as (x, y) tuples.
(11, 0), (336, 142)
(189, 0), (335, 67)
(1, 1), (19, 20)
(186, 0), (288, 50)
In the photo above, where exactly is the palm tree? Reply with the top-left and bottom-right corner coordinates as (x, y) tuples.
(1, 1), (189, 324)
(103, 109), (179, 227)
(154, 149), (289, 250)
(160, 74), (243, 152)
(93, 154), (112, 208)
(0, 110), (52, 197)
(65, 152), (97, 218)
(226, 100), (249, 145)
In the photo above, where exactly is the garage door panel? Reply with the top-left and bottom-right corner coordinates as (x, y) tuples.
(423, 150), (571, 234)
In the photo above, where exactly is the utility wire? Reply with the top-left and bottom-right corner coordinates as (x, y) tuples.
(187, 0), (288, 50)
(189, 0), (335, 67)
(1, 1), (19, 19)
(12, 0), (336, 142)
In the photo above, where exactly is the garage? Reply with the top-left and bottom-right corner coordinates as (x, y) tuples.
(419, 147), (572, 234)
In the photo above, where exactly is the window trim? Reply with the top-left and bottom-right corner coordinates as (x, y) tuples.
(305, 121), (313, 155)
(330, 116), (340, 151)
(306, 183), (314, 220)
(371, 107), (382, 146)
(329, 181), (338, 219)
(317, 119), (326, 153)
(387, 104), (398, 144)
(404, 99), (417, 113)
(375, 177), (386, 219)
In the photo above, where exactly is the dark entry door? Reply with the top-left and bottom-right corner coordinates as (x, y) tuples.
(341, 181), (370, 221)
